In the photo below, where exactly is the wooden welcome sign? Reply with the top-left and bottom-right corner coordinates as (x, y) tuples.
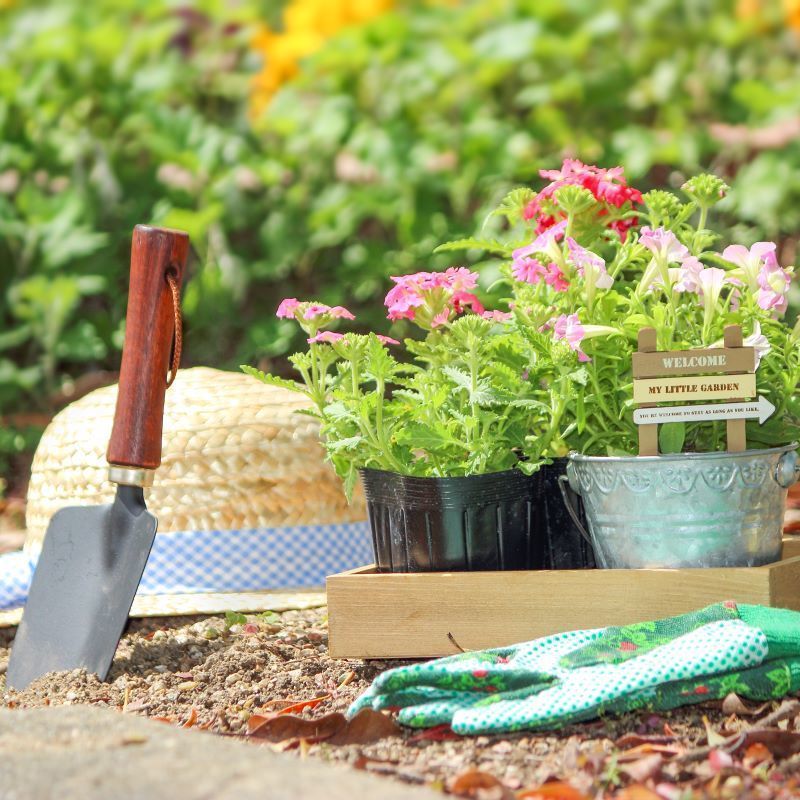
(631, 325), (772, 456)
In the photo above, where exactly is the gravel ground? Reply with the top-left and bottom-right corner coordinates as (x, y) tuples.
(3, 609), (800, 799)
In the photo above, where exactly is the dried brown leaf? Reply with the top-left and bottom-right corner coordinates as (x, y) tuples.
(179, 707), (198, 728)
(247, 711), (345, 743)
(246, 708), (398, 747)
(703, 715), (727, 747)
(450, 769), (514, 800)
(738, 729), (800, 760)
(327, 709), (400, 745)
(721, 693), (769, 717)
(614, 786), (662, 800)
(516, 782), (590, 800)
(619, 754), (663, 783)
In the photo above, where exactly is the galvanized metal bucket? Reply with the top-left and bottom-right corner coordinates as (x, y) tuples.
(561, 444), (800, 569)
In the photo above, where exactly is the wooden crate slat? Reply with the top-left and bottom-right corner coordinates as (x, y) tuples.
(327, 546), (800, 659)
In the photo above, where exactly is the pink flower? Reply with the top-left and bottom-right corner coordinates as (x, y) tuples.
(304, 303), (355, 321)
(329, 305), (356, 320)
(523, 161), (642, 240)
(566, 237), (613, 290)
(553, 313), (590, 361)
(307, 331), (345, 344)
(673, 257), (705, 294)
(745, 322), (771, 368)
(430, 308), (450, 328)
(544, 264), (569, 292)
(385, 281), (426, 321)
(697, 267), (727, 307)
(384, 268), (482, 329)
(639, 227), (689, 264)
(514, 220), (568, 263)
(757, 259), (792, 315)
(512, 257), (547, 285)
(722, 242), (778, 291)
(375, 335), (400, 345)
(482, 310), (513, 322)
(276, 298), (301, 318)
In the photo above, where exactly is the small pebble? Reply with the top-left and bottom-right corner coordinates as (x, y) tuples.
(154, 665), (169, 674)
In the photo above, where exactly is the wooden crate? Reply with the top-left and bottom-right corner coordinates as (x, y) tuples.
(326, 538), (800, 660)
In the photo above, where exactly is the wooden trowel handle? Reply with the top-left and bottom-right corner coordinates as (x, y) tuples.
(106, 225), (190, 471)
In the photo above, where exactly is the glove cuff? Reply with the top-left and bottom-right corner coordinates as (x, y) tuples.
(738, 605), (800, 659)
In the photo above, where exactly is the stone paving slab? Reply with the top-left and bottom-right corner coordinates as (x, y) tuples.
(0, 706), (437, 800)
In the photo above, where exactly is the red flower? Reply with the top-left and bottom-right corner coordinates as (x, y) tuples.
(472, 669), (488, 679)
(694, 685), (709, 695)
(522, 159), (642, 240)
(619, 641), (638, 652)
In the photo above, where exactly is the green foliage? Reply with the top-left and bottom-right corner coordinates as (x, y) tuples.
(3, 0), (800, 431)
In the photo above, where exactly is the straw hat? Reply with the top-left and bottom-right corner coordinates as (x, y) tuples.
(0, 368), (371, 627)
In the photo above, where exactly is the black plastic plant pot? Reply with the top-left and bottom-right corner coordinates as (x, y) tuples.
(538, 458), (596, 570)
(360, 468), (544, 573)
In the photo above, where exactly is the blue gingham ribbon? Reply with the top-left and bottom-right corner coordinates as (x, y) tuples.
(0, 521), (372, 612)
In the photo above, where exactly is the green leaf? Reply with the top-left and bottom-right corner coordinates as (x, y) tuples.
(397, 423), (452, 451)
(326, 435), (363, 452)
(434, 237), (511, 255)
(240, 365), (304, 395)
(224, 611), (247, 628)
(659, 422), (686, 454)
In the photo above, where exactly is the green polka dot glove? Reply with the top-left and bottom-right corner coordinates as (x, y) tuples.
(348, 602), (800, 735)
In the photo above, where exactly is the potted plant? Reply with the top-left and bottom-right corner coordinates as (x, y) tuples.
(442, 160), (800, 569)
(243, 271), (588, 572)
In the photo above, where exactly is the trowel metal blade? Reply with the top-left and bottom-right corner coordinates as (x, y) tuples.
(6, 485), (157, 690)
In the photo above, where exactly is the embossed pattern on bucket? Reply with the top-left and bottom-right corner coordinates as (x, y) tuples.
(567, 445), (799, 569)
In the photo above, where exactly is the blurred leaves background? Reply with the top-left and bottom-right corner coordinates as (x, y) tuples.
(0, 0), (799, 492)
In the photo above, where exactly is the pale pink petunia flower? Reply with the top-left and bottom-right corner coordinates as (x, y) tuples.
(722, 242), (778, 292)
(745, 322), (771, 368)
(513, 220), (568, 263)
(553, 313), (590, 361)
(697, 267), (727, 308)
(566, 237), (613, 290)
(639, 226), (689, 264)
(308, 331), (345, 344)
(757, 258), (792, 315)
(276, 298), (301, 318)
(673, 257), (705, 294)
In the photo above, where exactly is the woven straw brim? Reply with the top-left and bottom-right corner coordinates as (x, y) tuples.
(0, 588), (327, 628)
(25, 367), (366, 553)
(1, 367), (367, 626)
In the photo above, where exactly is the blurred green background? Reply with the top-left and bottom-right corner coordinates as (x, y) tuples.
(1, 0), (799, 498)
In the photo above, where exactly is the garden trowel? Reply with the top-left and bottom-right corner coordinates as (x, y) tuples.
(7, 225), (189, 690)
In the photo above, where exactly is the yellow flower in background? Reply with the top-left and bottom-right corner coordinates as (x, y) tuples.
(737, 0), (800, 31)
(786, 0), (800, 30)
(250, 0), (395, 118)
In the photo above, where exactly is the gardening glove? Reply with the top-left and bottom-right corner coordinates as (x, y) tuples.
(349, 602), (800, 735)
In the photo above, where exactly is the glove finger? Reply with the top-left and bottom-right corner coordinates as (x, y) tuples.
(454, 619), (768, 734)
(560, 601), (740, 669)
(369, 657), (555, 695)
(397, 693), (481, 728)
